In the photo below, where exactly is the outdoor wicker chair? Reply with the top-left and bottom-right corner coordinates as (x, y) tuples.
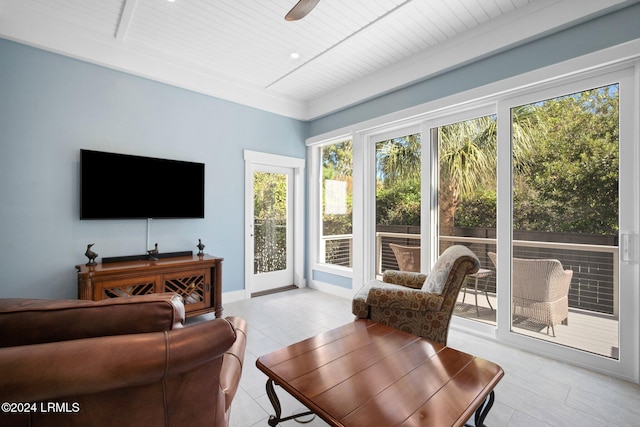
(488, 252), (572, 336)
(389, 243), (421, 272)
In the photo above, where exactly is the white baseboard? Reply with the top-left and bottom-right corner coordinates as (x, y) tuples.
(307, 280), (354, 300)
(221, 279), (350, 306)
(222, 289), (247, 304)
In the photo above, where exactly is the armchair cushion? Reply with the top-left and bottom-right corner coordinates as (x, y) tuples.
(421, 245), (474, 294)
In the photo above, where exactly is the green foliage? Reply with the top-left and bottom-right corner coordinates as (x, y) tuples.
(376, 178), (421, 226)
(322, 140), (353, 236)
(253, 172), (287, 273)
(323, 213), (353, 235)
(375, 135), (421, 226)
(455, 190), (496, 228)
(376, 135), (421, 186)
(253, 172), (287, 222)
(439, 116), (496, 199)
(513, 86), (619, 234)
(255, 86), (619, 242)
(375, 85), (619, 237)
(322, 141), (353, 180)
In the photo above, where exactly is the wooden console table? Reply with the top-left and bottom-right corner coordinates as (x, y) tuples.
(76, 254), (223, 318)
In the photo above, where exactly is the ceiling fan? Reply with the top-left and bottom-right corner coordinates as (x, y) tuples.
(285, 0), (320, 21)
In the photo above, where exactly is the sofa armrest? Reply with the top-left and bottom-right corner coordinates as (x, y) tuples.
(0, 317), (237, 403)
(0, 293), (185, 348)
(382, 270), (427, 289)
(219, 316), (248, 411)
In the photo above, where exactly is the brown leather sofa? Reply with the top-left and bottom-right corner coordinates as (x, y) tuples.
(0, 293), (247, 427)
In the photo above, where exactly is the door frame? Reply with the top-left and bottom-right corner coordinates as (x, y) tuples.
(244, 150), (305, 299)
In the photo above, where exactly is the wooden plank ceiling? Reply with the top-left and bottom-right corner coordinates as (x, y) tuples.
(0, 0), (632, 119)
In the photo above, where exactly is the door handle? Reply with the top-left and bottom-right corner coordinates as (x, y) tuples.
(621, 233), (636, 263)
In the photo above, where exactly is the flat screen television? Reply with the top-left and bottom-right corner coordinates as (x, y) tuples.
(80, 149), (205, 219)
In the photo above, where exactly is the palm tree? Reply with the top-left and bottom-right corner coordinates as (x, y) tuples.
(376, 134), (421, 186)
(438, 116), (496, 238)
(438, 109), (539, 238)
(376, 110), (539, 241)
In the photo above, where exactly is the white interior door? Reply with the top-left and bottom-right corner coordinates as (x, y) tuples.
(244, 150), (305, 297)
(250, 164), (294, 294)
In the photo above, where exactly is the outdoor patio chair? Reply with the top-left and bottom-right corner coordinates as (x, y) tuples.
(488, 252), (572, 337)
(389, 243), (421, 272)
(353, 245), (480, 345)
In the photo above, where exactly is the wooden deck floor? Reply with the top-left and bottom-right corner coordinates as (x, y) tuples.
(455, 289), (619, 359)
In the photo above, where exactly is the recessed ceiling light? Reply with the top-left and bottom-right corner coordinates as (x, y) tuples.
(290, 52), (300, 59)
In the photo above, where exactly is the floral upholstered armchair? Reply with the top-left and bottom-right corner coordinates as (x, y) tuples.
(352, 245), (480, 345)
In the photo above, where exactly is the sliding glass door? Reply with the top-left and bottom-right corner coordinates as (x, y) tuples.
(430, 112), (498, 324)
(420, 69), (637, 379)
(506, 84), (620, 356)
(339, 64), (639, 381)
(496, 69), (637, 378)
(369, 127), (422, 276)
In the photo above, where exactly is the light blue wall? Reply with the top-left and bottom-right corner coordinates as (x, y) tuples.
(312, 271), (352, 289)
(0, 39), (307, 299)
(309, 3), (640, 137)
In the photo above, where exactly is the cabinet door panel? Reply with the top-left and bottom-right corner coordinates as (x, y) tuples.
(96, 274), (158, 300)
(162, 268), (210, 312)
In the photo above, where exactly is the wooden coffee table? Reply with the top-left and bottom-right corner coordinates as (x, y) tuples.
(256, 319), (504, 427)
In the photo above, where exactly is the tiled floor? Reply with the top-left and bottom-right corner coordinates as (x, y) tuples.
(192, 287), (640, 427)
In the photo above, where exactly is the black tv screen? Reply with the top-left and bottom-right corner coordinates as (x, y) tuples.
(80, 149), (205, 219)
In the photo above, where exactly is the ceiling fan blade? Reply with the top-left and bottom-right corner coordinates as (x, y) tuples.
(285, 0), (320, 21)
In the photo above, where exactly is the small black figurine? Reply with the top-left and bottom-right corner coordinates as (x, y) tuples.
(147, 243), (159, 261)
(197, 239), (205, 256)
(85, 243), (98, 266)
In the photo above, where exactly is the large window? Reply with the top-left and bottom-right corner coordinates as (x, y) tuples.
(375, 133), (421, 275)
(320, 140), (353, 267)
(307, 59), (638, 381)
